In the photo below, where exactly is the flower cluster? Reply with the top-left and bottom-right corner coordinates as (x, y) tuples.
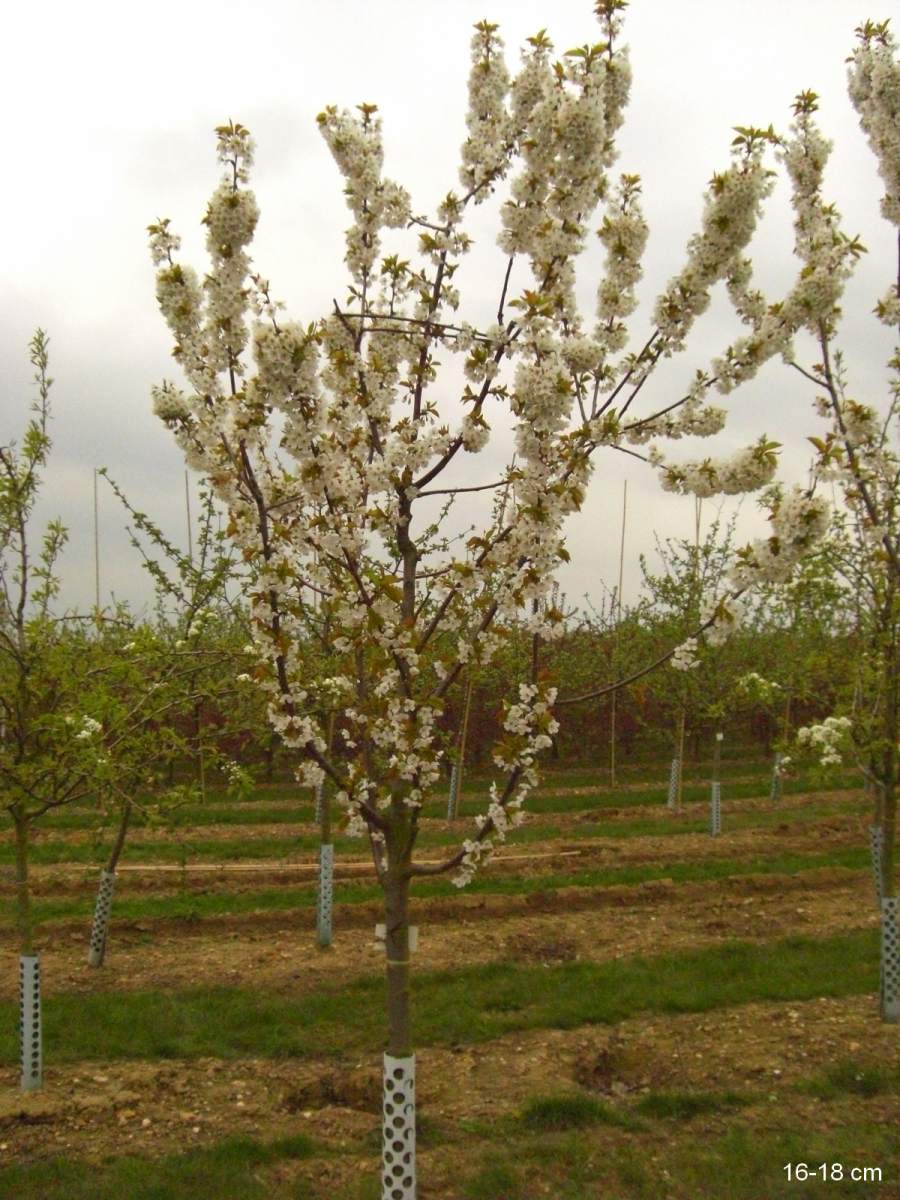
(453, 683), (558, 887)
(658, 437), (780, 498)
(595, 173), (649, 355)
(670, 638), (700, 671)
(711, 99), (862, 396)
(318, 105), (411, 282)
(848, 22), (900, 227)
(460, 21), (513, 199)
(702, 593), (746, 646)
(736, 671), (781, 704)
(796, 715), (853, 766)
(499, 37), (629, 321)
(74, 715), (103, 741)
(728, 487), (831, 588)
(653, 136), (775, 353)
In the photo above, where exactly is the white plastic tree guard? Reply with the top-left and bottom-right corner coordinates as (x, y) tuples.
(667, 757), (681, 809)
(19, 954), (42, 1092)
(317, 844), (334, 947)
(382, 1053), (416, 1200)
(882, 896), (898, 1024)
(869, 824), (884, 906)
(446, 762), (460, 821)
(710, 782), (722, 836)
(88, 868), (116, 967)
(375, 924), (419, 952)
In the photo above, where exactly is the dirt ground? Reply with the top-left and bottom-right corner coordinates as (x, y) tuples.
(24, 786), (861, 847)
(0, 865), (875, 1001)
(1, 994), (896, 1198)
(0, 786), (895, 1197)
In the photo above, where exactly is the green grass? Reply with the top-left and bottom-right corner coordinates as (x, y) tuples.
(8, 1100), (895, 1200)
(464, 1159), (526, 1200)
(573, 795), (859, 841)
(456, 1114), (898, 1200)
(452, 770), (857, 818)
(41, 804), (316, 832)
(12, 784), (859, 869)
(798, 1057), (900, 1099)
(0, 1134), (317, 1200)
(17, 785), (859, 868)
(608, 1120), (896, 1199)
(520, 1093), (635, 1131)
(0, 930), (878, 1066)
(9, 841), (871, 929)
(29, 763), (860, 840)
(634, 1089), (750, 1119)
(0, 835), (332, 867)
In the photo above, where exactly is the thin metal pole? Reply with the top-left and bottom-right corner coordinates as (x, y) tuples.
(93, 468), (100, 610)
(185, 471), (193, 565)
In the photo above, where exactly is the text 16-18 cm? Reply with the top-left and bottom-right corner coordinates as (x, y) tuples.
(784, 1163), (882, 1183)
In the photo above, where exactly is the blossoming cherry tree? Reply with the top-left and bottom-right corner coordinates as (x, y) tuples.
(148, 5), (845, 1193)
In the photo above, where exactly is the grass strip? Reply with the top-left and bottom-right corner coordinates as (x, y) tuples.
(0, 1134), (318, 1200)
(502, 773), (857, 817)
(460, 1114), (897, 1200)
(796, 1056), (900, 1099)
(633, 1089), (750, 1119)
(0, 930), (878, 1065)
(34, 766), (858, 832)
(520, 1093), (637, 1131)
(11, 843), (871, 928)
(15, 786), (859, 867)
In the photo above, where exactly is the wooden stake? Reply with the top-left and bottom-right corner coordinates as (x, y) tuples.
(610, 480), (627, 787)
(185, 471), (193, 565)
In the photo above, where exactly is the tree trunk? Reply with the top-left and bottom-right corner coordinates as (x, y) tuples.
(446, 762), (459, 821)
(194, 700), (207, 803)
(88, 801), (131, 967)
(384, 862), (412, 1057)
(609, 688), (617, 787)
(381, 840), (415, 1199)
(781, 689), (793, 745)
(13, 810), (34, 956)
(317, 780), (333, 948)
(264, 732), (278, 782)
(770, 751), (783, 802)
(316, 715), (336, 948)
(878, 607), (897, 1022)
(13, 811), (41, 1092)
(668, 708), (685, 809)
(710, 731), (722, 837)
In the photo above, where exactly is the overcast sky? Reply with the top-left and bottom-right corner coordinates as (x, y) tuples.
(1, 0), (894, 619)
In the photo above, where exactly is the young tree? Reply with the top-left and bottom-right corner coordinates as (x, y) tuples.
(0, 334), (238, 1085)
(639, 506), (742, 799)
(735, 22), (899, 1023)
(82, 474), (258, 966)
(743, 516), (855, 795)
(147, 6), (843, 1193)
